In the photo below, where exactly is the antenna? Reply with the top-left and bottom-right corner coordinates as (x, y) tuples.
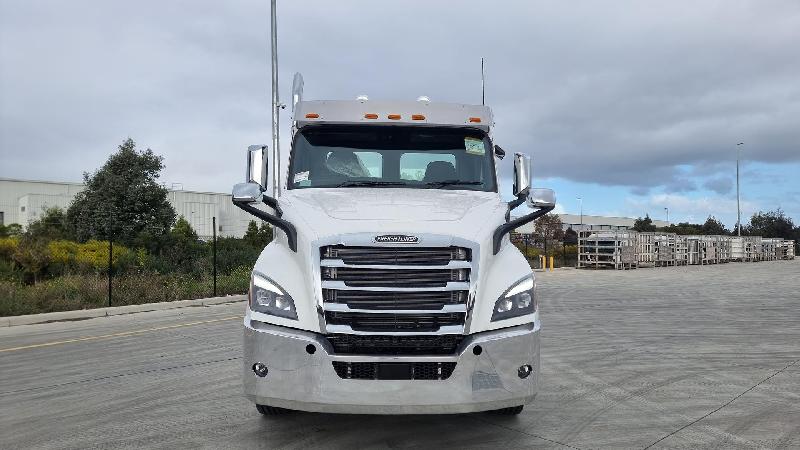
(481, 57), (485, 105)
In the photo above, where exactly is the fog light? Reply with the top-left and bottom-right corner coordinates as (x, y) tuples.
(518, 364), (532, 379)
(252, 362), (268, 377)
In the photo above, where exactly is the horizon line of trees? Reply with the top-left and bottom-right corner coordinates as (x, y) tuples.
(0, 138), (270, 284)
(631, 210), (799, 241)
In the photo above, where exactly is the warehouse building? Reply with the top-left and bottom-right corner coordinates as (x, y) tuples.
(515, 213), (670, 234)
(0, 178), (254, 238)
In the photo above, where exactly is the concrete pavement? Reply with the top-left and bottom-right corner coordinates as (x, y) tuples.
(1, 261), (798, 449)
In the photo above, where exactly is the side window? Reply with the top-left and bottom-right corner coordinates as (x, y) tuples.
(400, 153), (456, 181)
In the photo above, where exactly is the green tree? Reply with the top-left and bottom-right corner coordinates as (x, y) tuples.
(745, 208), (795, 238)
(661, 222), (702, 235)
(66, 138), (176, 246)
(0, 223), (23, 237)
(159, 216), (204, 274)
(633, 215), (657, 232)
(12, 233), (50, 283)
(257, 222), (273, 245)
(534, 213), (564, 244)
(243, 221), (260, 247)
(27, 207), (70, 241)
(563, 227), (578, 245)
(172, 216), (199, 241)
(699, 216), (728, 235)
(244, 220), (273, 249)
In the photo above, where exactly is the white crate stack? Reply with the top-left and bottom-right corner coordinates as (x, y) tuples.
(577, 231), (793, 269)
(578, 230), (639, 270)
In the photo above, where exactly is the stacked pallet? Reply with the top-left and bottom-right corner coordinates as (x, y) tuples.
(674, 235), (689, 265)
(761, 238), (782, 261)
(654, 233), (677, 266)
(782, 240), (796, 260)
(578, 230), (638, 270)
(637, 232), (656, 268)
(751, 236), (764, 261)
(701, 235), (724, 264)
(686, 236), (702, 265)
(717, 236), (732, 263)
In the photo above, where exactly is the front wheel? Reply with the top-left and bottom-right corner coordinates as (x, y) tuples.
(256, 404), (291, 415)
(491, 405), (524, 415)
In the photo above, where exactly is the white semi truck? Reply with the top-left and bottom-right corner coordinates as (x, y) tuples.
(232, 83), (556, 415)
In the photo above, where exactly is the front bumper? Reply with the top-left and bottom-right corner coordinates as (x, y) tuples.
(243, 320), (540, 414)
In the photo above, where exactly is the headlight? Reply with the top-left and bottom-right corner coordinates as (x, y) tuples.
(491, 276), (536, 322)
(249, 272), (297, 320)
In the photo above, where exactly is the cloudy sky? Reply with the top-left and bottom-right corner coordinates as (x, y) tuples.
(1, 0), (798, 228)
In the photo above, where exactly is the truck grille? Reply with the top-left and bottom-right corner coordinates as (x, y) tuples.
(325, 312), (465, 332)
(323, 289), (466, 310)
(332, 361), (457, 380)
(320, 243), (473, 347)
(321, 245), (469, 266)
(326, 334), (464, 355)
(323, 267), (468, 288)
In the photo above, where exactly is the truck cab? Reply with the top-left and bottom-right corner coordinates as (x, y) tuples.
(233, 94), (555, 415)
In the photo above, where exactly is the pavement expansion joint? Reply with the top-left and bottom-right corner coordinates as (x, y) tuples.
(643, 356), (800, 449)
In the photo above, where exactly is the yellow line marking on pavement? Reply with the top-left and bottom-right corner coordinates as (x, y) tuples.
(0, 316), (240, 353)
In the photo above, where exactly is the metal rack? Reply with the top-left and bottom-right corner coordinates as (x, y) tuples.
(578, 230), (638, 270)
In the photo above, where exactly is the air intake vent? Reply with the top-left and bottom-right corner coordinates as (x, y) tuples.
(327, 334), (464, 355)
(332, 361), (456, 380)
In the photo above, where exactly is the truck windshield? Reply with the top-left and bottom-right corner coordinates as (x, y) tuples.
(288, 125), (497, 192)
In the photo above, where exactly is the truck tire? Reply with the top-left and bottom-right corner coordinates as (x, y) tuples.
(256, 404), (291, 415)
(492, 405), (524, 415)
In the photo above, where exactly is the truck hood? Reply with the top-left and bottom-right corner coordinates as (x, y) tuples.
(280, 188), (506, 242)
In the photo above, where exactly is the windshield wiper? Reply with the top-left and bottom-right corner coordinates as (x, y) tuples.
(423, 180), (483, 188)
(334, 180), (408, 188)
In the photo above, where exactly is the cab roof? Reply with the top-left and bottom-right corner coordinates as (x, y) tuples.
(294, 100), (493, 132)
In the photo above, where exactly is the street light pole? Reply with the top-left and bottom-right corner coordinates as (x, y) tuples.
(665, 207), (669, 224)
(736, 143), (743, 236)
(577, 197), (583, 230)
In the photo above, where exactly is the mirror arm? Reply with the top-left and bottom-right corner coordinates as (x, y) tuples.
(261, 195), (283, 217)
(233, 198), (297, 252)
(505, 191), (528, 221)
(493, 205), (555, 255)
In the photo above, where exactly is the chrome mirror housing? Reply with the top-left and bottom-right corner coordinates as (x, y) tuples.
(232, 182), (263, 204)
(247, 145), (268, 190)
(527, 188), (556, 209)
(513, 153), (531, 197)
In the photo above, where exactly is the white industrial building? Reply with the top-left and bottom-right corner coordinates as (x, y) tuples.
(0, 178), (254, 238)
(515, 213), (670, 234)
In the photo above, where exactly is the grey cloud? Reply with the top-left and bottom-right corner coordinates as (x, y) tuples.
(703, 176), (734, 195)
(1, 0), (799, 194)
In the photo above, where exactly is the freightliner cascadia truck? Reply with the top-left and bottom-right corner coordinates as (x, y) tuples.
(232, 77), (556, 415)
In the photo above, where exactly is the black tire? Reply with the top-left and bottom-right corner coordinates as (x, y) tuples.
(256, 404), (291, 415)
(492, 405), (524, 415)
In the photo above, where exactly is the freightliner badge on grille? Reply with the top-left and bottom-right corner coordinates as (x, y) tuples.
(373, 235), (419, 244)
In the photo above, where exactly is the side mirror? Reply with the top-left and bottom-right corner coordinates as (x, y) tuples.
(512, 153), (531, 197)
(232, 182), (263, 204)
(246, 145), (269, 191)
(527, 188), (556, 209)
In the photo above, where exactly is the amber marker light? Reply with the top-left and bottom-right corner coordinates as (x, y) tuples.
(411, 114), (426, 121)
(387, 114), (401, 120)
(469, 117), (482, 123)
(364, 113), (378, 119)
(305, 113), (320, 119)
